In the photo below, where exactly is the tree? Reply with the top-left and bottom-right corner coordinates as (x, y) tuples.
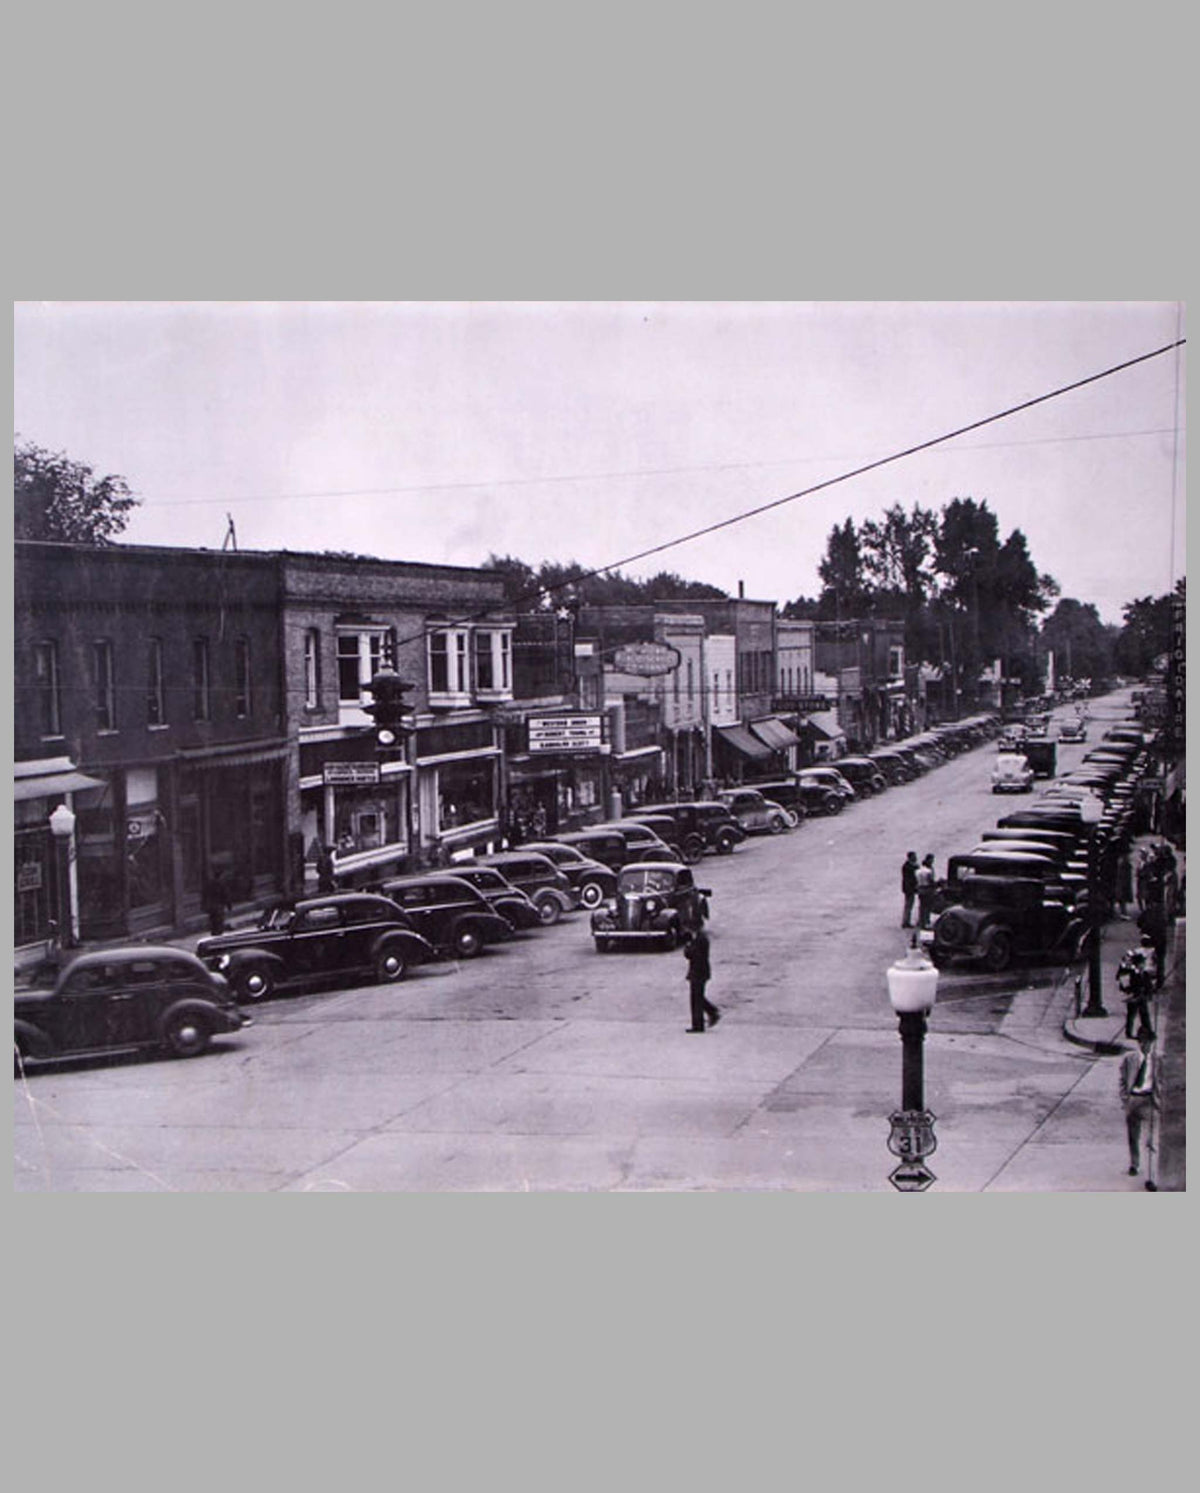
(816, 518), (871, 619)
(1114, 581), (1184, 675)
(15, 438), (139, 544)
(1040, 598), (1116, 683)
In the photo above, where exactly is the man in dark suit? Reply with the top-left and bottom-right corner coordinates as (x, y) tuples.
(683, 928), (720, 1033)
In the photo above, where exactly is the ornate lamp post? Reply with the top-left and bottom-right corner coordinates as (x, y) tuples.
(886, 937), (940, 1191)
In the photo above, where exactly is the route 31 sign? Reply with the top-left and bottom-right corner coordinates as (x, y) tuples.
(887, 1109), (938, 1161)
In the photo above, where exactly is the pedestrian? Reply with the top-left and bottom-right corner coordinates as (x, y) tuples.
(1136, 902), (1168, 989)
(900, 851), (919, 929)
(916, 854), (937, 929)
(1118, 1031), (1159, 1181)
(683, 927), (720, 1033)
(315, 843), (336, 894)
(201, 866), (232, 936)
(1115, 942), (1156, 1040)
(1115, 850), (1134, 918)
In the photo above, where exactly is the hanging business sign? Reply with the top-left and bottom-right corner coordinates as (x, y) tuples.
(528, 714), (604, 753)
(323, 762), (381, 787)
(613, 641), (681, 677)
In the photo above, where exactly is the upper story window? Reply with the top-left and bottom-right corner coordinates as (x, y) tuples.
(686, 659), (694, 703)
(338, 628), (392, 706)
(235, 638), (252, 718)
(712, 671), (720, 713)
(192, 637), (211, 721)
(473, 628), (512, 699)
(889, 645), (905, 679)
(94, 639), (116, 732)
(147, 638), (165, 727)
(304, 629), (321, 709)
(34, 640), (62, 737)
(428, 626), (470, 706)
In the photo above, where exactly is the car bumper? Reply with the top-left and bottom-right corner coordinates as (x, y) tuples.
(592, 929), (675, 946)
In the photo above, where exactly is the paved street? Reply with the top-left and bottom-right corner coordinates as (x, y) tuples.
(14, 689), (1171, 1192)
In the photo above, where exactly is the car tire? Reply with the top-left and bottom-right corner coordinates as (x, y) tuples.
(163, 1010), (211, 1059)
(579, 879), (606, 909)
(715, 830), (737, 855)
(823, 795), (842, 816)
(681, 834), (706, 864)
(982, 930), (1014, 973)
(768, 814), (786, 835)
(235, 962), (275, 1002)
(376, 944), (409, 983)
(453, 924), (483, 959)
(535, 893), (562, 926)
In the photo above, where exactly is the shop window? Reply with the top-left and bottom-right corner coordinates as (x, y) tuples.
(889, 645), (905, 679)
(34, 640), (62, 737)
(235, 638), (252, 718)
(127, 767), (164, 912)
(93, 639), (116, 731)
(474, 628), (513, 699)
(437, 758), (496, 832)
(712, 672), (720, 712)
(686, 659), (694, 703)
(147, 638), (166, 727)
(428, 627), (470, 706)
(304, 629), (321, 708)
(192, 637), (211, 721)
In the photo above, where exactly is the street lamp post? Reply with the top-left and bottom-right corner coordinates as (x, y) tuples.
(48, 802), (78, 948)
(886, 937), (940, 1191)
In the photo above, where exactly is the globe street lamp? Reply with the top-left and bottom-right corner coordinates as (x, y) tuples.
(886, 937), (940, 1191)
(48, 802), (78, 948)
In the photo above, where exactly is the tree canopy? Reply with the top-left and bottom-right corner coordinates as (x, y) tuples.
(483, 553), (727, 611)
(15, 438), (139, 544)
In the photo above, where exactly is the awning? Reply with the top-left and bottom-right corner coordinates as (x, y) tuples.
(749, 717), (800, 752)
(177, 740), (290, 770)
(14, 762), (107, 802)
(715, 724), (772, 761)
(15, 770), (107, 802)
(801, 711), (845, 740)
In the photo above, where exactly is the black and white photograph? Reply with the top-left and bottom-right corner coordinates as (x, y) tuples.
(12, 299), (1186, 1193)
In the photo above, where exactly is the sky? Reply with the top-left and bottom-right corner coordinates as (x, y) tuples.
(13, 301), (1186, 626)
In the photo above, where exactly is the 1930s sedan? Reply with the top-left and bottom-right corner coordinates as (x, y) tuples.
(590, 863), (711, 952)
(197, 892), (435, 1000)
(15, 947), (249, 1068)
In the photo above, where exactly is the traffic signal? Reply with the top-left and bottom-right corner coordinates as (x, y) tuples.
(364, 670), (415, 754)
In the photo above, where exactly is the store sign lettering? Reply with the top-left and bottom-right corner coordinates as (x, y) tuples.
(528, 715), (604, 753)
(323, 762), (381, 786)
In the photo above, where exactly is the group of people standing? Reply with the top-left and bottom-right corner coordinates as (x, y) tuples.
(900, 851), (939, 931)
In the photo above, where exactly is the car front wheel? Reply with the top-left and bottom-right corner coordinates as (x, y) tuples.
(376, 945), (409, 983)
(715, 831), (737, 855)
(982, 930), (1014, 973)
(163, 1010), (211, 1058)
(235, 963), (275, 1002)
(535, 893), (562, 926)
(681, 834), (706, 864)
(453, 924), (483, 958)
(579, 880), (606, 909)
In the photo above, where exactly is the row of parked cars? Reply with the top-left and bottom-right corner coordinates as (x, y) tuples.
(926, 718), (1152, 973)
(13, 713), (1010, 1069)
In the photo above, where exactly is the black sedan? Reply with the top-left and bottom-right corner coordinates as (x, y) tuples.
(197, 892), (435, 1001)
(15, 946), (249, 1068)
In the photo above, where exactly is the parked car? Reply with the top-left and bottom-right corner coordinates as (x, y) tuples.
(946, 851), (1085, 905)
(519, 841), (618, 908)
(596, 819), (684, 862)
(379, 873), (521, 954)
(732, 782), (807, 826)
(15, 946), (249, 1067)
(197, 892), (435, 1001)
(717, 787), (794, 835)
(832, 757), (888, 795)
(799, 766), (856, 802)
(869, 750), (914, 786)
(555, 828), (645, 873)
(590, 862), (711, 952)
(991, 752), (1035, 793)
(474, 850), (577, 924)
(632, 802), (746, 858)
(929, 875), (1087, 973)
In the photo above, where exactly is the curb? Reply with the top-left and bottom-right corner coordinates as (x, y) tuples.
(1062, 1014), (1130, 1056)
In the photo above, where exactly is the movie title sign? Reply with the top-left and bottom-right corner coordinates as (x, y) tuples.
(528, 714), (604, 754)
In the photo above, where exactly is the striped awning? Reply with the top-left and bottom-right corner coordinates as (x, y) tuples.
(715, 724), (772, 761)
(14, 767), (106, 802)
(749, 717), (801, 752)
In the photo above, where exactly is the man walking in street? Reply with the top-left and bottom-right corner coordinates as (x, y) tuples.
(683, 927), (720, 1033)
(901, 852), (919, 929)
(1118, 1031), (1159, 1184)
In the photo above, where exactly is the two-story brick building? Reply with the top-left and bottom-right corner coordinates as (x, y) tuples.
(14, 541), (289, 946)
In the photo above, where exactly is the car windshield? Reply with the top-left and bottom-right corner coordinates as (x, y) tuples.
(618, 867), (677, 894)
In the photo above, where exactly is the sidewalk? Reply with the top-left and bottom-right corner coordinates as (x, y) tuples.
(1063, 912), (1186, 1190)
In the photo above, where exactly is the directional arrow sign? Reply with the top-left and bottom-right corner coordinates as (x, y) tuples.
(889, 1160), (937, 1192)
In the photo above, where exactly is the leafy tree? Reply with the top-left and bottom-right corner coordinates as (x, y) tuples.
(15, 438), (139, 544)
(816, 518), (871, 619)
(1040, 598), (1116, 683)
(1114, 580), (1184, 675)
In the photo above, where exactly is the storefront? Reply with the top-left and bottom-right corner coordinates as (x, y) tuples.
(299, 734), (415, 885)
(13, 758), (104, 950)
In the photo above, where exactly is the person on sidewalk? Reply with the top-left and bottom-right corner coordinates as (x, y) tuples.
(900, 852), (919, 929)
(1136, 902), (1168, 989)
(315, 843), (336, 895)
(201, 866), (232, 936)
(1116, 943), (1157, 1040)
(1118, 1032), (1159, 1179)
(916, 854), (937, 930)
(683, 927), (720, 1033)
